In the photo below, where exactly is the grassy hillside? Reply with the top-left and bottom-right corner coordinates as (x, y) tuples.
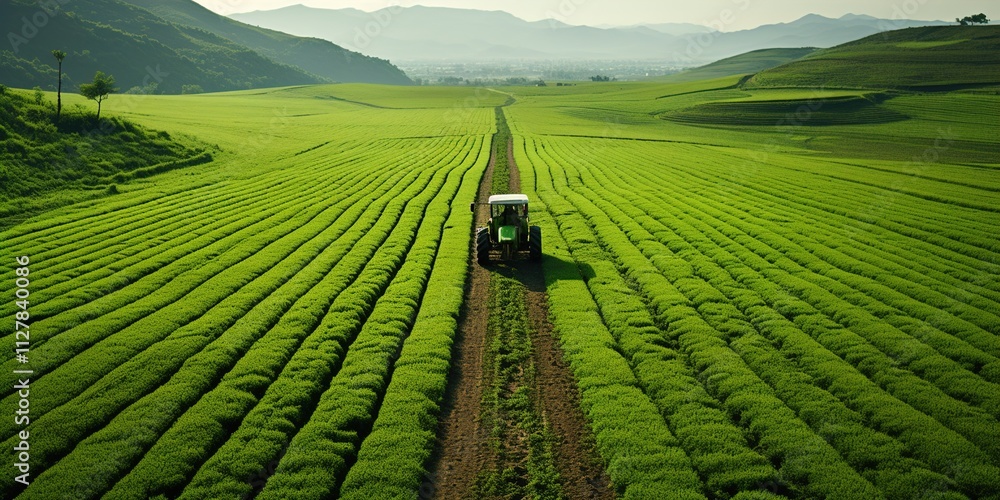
(0, 87), (206, 224)
(747, 26), (1000, 89)
(0, 0), (409, 94)
(665, 48), (817, 82)
(120, 0), (412, 85)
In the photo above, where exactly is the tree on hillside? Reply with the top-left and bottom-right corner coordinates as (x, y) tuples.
(80, 71), (117, 122)
(52, 50), (66, 122)
(956, 13), (990, 25)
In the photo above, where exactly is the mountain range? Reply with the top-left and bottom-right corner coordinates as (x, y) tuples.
(231, 6), (951, 64)
(0, 0), (410, 94)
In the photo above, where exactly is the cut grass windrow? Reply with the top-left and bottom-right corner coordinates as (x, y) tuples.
(0, 160), (429, 496)
(518, 133), (1000, 497)
(338, 139), (489, 499)
(22, 139), (477, 499)
(0, 142), (400, 373)
(243, 140), (478, 500)
(0, 146), (415, 429)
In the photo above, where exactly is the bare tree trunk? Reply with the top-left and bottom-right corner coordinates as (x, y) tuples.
(56, 61), (62, 122)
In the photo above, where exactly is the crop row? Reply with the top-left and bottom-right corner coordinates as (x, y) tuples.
(551, 137), (1000, 425)
(338, 140), (489, 499)
(699, 147), (999, 266)
(0, 141), (369, 322)
(0, 139), (404, 363)
(578, 142), (1000, 402)
(585, 144), (1000, 390)
(547, 166), (980, 497)
(522, 136), (887, 498)
(245, 137), (480, 500)
(520, 190), (707, 499)
(526, 157), (780, 496)
(561, 138), (999, 361)
(5, 135), (484, 498)
(0, 138), (394, 324)
(3, 154), (430, 495)
(527, 135), (1000, 496)
(0, 138), (442, 424)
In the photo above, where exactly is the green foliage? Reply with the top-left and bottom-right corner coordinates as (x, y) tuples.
(1, 69), (998, 500)
(474, 273), (565, 499)
(747, 26), (1000, 90)
(0, 89), (497, 497)
(665, 48), (818, 83)
(0, 88), (202, 207)
(0, 0), (409, 93)
(956, 14), (990, 26)
(79, 71), (118, 120)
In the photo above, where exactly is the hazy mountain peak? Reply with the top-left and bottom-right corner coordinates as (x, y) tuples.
(230, 6), (951, 65)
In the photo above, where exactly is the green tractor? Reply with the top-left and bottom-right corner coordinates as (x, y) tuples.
(471, 194), (541, 265)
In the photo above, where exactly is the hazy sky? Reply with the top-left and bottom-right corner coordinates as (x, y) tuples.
(193, 0), (991, 31)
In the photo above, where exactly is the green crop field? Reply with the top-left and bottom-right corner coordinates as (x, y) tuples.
(2, 37), (1000, 499)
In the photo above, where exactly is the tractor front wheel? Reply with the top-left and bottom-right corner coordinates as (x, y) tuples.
(476, 228), (491, 265)
(529, 225), (542, 261)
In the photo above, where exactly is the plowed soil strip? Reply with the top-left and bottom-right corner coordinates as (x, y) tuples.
(429, 105), (612, 499)
(509, 137), (613, 500)
(427, 133), (495, 499)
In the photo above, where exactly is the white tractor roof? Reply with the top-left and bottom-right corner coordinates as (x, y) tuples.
(488, 194), (529, 205)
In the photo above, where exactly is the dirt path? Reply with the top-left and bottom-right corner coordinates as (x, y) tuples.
(427, 135), (495, 499)
(429, 105), (613, 500)
(507, 137), (614, 500)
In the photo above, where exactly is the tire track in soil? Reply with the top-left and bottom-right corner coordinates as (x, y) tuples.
(426, 132), (495, 500)
(508, 138), (614, 500)
(429, 108), (613, 500)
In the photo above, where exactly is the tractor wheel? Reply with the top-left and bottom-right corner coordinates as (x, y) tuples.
(529, 225), (542, 261)
(476, 228), (491, 265)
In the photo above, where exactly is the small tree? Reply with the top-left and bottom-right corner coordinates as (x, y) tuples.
(79, 71), (117, 122)
(957, 13), (990, 25)
(52, 50), (66, 121)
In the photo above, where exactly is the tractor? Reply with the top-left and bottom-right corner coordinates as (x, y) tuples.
(471, 194), (541, 265)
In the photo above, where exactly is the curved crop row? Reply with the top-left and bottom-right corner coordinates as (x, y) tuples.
(338, 140), (489, 498)
(519, 132), (1000, 497)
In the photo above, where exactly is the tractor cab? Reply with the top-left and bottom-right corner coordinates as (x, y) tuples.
(471, 194), (541, 264)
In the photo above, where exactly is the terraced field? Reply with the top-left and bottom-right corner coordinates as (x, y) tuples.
(2, 65), (999, 499)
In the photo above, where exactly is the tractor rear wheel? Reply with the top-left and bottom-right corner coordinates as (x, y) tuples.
(529, 225), (542, 261)
(476, 228), (491, 265)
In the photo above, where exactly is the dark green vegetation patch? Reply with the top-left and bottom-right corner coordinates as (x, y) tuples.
(663, 94), (908, 126)
(748, 26), (1000, 90)
(0, 88), (205, 199)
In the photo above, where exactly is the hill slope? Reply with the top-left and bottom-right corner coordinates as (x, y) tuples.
(234, 5), (674, 61)
(747, 26), (1000, 89)
(231, 7), (947, 63)
(0, 0), (409, 94)
(119, 0), (411, 85)
(665, 48), (818, 82)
